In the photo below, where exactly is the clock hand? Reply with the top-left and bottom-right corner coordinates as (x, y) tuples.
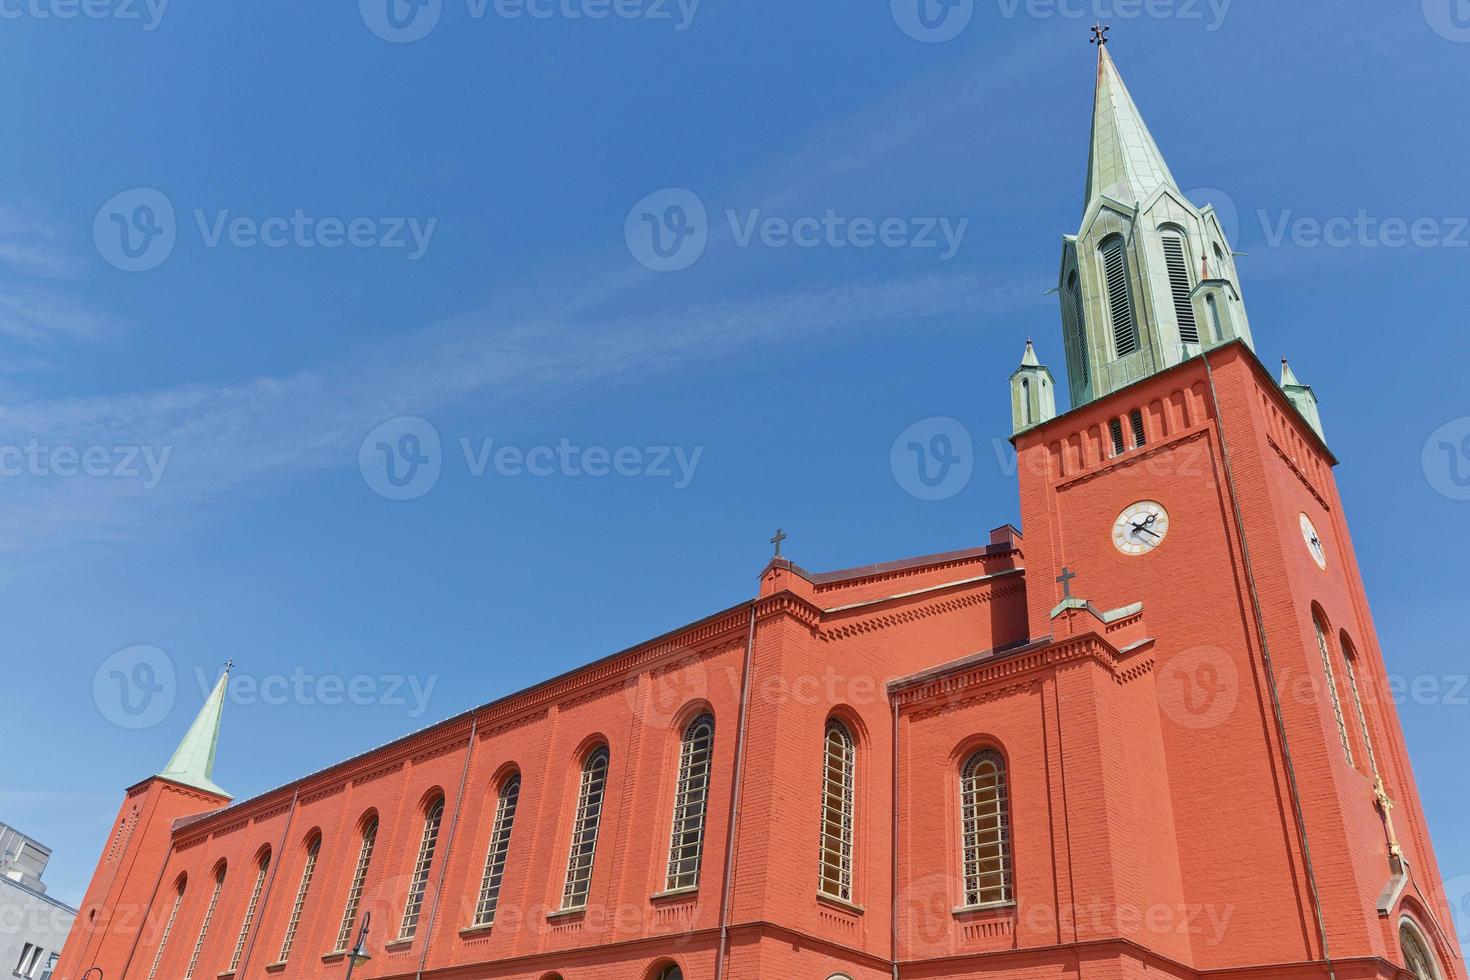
(1130, 521), (1161, 540)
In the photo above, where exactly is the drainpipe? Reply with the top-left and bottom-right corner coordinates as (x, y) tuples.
(234, 788), (299, 978)
(1203, 351), (1336, 980)
(890, 697), (901, 980)
(415, 715), (478, 980)
(714, 604), (758, 980)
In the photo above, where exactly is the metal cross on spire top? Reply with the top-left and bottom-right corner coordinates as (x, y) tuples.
(1090, 23), (1110, 46)
(770, 528), (788, 559)
(223, 659), (235, 674)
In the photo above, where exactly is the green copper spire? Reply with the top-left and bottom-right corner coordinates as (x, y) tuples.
(157, 664), (231, 798)
(1084, 43), (1179, 210)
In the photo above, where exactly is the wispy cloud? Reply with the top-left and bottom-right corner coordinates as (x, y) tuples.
(0, 43), (1058, 560)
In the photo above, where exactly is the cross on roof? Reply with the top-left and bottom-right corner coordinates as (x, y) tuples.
(223, 659), (235, 674)
(1090, 23), (1110, 46)
(1056, 566), (1078, 600)
(770, 528), (788, 559)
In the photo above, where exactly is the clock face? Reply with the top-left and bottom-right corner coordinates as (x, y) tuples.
(1113, 501), (1170, 556)
(1300, 513), (1327, 570)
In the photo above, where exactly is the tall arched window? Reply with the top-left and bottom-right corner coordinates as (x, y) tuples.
(1312, 614), (1353, 764)
(562, 746), (610, 910)
(1340, 635), (1380, 778)
(818, 719), (856, 902)
(1099, 235), (1138, 358)
(1068, 271), (1090, 387)
(398, 796), (446, 940)
(334, 817), (379, 951)
(183, 863), (226, 980)
(473, 774), (522, 927)
(1401, 918), (1442, 980)
(961, 749), (1013, 907)
(228, 848), (271, 972)
(278, 834), (320, 963)
(1161, 230), (1200, 344)
(146, 876), (186, 980)
(666, 713), (715, 892)
(653, 964), (684, 980)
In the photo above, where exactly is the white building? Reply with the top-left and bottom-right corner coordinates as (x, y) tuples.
(0, 824), (76, 980)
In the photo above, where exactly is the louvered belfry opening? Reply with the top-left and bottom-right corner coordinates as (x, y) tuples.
(1068, 272), (1090, 388)
(1162, 234), (1200, 344)
(1101, 237), (1138, 358)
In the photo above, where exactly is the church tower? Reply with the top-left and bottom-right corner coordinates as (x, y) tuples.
(1005, 34), (1463, 980)
(53, 670), (233, 980)
(1057, 37), (1254, 409)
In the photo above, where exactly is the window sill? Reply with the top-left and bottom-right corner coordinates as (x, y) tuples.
(383, 938), (414, 952)
(651, 886), (699, 902)
(952, 900), (1016, 917)
(263, 963), (287, 974)
(815, 892), (865, 916)
(546, 906), (586, 922)
(216, 972), (236, 980)
(459, 923), (494, 938)
(320, 951), (347, 964)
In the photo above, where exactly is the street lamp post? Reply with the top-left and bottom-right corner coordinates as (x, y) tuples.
(343, 911), (373, 980)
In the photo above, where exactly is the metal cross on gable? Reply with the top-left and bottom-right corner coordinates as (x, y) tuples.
(770, 528), (788, 559)
(1091, 23), (1111, 46)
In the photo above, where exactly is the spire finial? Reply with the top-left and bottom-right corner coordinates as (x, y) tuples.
(1090, 23), (1110, 47)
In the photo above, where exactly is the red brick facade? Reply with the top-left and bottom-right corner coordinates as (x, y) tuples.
(52, 340), (1465, 980)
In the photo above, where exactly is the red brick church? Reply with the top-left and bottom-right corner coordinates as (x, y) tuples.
(55, 41), (1463, 980)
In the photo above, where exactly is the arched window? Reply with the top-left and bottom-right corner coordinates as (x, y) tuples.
(1312, 614), (1353, 764)
(666, 714), (715, 892)
(1340, 635), (1380, 778)
(1068, 271), (1090, 387)
(1401, 918), (1442, 980)
(562, 746), (611, 910)
(228, 848), (271, 972)
(1161, 231), (1200, 344)
(334, 817), (379, 951)
(474, 774), (522, 927)
(818, 719), (856, 902)
(1212, 242), (1227, 275)
(1206, 294), (1223, 341)
(960, 749), (1013, 907)
(1099, 235), (1138, 358)
(278, 835), (320, 963)
(1021, 378), (1032, 425)
(183, 863), (226, 980)
(398, 796), (446, 940)
(653, 964), (684, 980)
(146, 876), (186, 980)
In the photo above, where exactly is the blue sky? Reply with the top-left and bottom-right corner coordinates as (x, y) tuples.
(2, 0), (1467, 952)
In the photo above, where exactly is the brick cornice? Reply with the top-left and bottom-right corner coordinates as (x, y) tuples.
(892, 632), (1155, 713)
